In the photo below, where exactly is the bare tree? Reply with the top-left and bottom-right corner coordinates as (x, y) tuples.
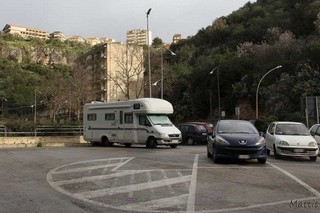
(41, 70), (70, 123)
(70, 63), (94, 121)
(106, 44), (144, 100)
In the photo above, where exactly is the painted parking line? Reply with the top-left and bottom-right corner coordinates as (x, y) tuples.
(120, 194), (189, 212)
(47, 157), (193, 212)
(267, 162), (320, 198)
(187, 154), (198, 212)
(47, 155), (320, 212)
(74, 175), (191, 199)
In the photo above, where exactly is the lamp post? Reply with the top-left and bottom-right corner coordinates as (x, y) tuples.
(146, 8), (152, 97)
(209, 67), (221, 120)
(1, 97), (7, 120)
(255, 65), (282, 119)
(160, 49), (176, 99)
(34, 89), (42, 124)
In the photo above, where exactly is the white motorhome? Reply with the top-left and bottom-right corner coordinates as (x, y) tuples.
(83, 98), (181, 148)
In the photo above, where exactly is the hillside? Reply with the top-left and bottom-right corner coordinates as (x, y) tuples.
(167, 0), (320, 124)
(0, 34), (90, 65)
(0, 33), (91, 128)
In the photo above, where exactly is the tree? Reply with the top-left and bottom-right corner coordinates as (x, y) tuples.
(41, 69), (70, 123)
(152, 37), (163, 48)
(106, 44), (145, 100)
(70, 63), (94, 121)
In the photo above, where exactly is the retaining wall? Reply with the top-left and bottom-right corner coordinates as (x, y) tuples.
(0, 136), (89, 148)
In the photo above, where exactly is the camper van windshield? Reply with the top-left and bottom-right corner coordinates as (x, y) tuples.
(147, 115), (173, 126)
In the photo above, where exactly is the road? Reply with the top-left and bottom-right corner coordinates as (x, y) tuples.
(0, 145), (320, 213)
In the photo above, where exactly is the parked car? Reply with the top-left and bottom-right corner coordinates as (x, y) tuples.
(177, 123), (208, 145)
(309, 124), (320, 149)
(265, 121), (318, 161)
(207, 120), (267, 164)
(188, 122), (213, 134)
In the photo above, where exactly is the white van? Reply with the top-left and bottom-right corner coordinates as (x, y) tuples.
(83, 98), (181, 148)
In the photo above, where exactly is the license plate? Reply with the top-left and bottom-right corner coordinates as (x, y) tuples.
(202, 133), (207, 136)
(294, 149), (304, 153)
(238, 155), (249, 159)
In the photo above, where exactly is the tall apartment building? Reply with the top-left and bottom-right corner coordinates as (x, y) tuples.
(127, 29), (152, 46)
(2, 24), (49, 39)
(77, 43), (145, 102)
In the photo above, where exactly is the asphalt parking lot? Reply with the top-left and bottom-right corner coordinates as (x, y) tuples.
(0, 145), (320, 213)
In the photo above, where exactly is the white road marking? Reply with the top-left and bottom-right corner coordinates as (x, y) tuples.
(128, 172), (135, 199)
(198, 166), (274, 169)
(187, 154), (198, 212)
(53, 170), (149, 186)
(267, 162), (320, 198)
(74, 175), (191, 199)
(47, 156), (320, 212)
(119, 194), (189, 212)
(51, 163), (123, 174)
(111, 157), (134, 171)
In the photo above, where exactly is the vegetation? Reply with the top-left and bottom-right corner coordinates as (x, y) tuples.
(161, 0), (320, 125)
(0, 34), (90, 131)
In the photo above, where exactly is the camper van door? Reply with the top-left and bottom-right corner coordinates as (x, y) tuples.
(137, 114), (152, 143)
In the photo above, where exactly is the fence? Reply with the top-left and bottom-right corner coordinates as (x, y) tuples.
(0, 126), (83, 137)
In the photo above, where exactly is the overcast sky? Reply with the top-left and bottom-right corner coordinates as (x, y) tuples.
(1, 0), (256, 43)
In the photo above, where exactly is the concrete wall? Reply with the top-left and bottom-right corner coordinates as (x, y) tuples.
(0, 136), (89, 148)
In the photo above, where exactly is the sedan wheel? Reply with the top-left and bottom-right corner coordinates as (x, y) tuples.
(212, 146), (220, 163)
(310, 156), (317, 161)
(273, 145), (279, 159)
(207, 145), (212, 158)
(258, 158), (267, 164)
(186, 137), (195, 145)
(266, 149), (270, 156)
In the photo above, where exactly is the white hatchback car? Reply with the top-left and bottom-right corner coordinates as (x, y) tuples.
(265, 121), (319, 161)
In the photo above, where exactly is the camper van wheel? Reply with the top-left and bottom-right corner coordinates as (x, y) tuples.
(125, 143), (131, 147)
(101, 136), (112, 147)
(146, 137), (157, 149)
(90, 141), (98, 146)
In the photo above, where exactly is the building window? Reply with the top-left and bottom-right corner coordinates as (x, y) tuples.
(87, 113), (97, 121)
(105, 113), (115, 121)
(124, 113), (133, 124)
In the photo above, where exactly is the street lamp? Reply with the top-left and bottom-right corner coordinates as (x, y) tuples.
(1, 97), (7, 120)
(255, 65), (282, 119)
(34, 89), (42, 124)
(146, 8), (152, 97)
(209, 67), (221, 120)
(160, 49), (176, 99)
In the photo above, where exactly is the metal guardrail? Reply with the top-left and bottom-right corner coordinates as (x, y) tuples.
(0, 125), (7, 137)
(0, 126), (83, 137)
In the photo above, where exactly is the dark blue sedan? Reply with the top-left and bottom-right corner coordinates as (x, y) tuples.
(207, 120), (267, 164)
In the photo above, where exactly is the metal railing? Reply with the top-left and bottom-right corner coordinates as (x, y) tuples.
(0, 126), (83, 137)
